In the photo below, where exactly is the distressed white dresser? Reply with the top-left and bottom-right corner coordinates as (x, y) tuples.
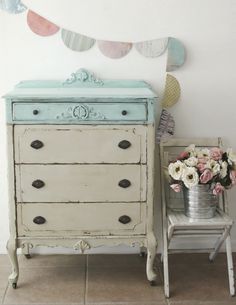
(4, 69), (158, 288)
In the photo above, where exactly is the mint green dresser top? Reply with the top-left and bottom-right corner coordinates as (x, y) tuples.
(4, 69), (158, 125)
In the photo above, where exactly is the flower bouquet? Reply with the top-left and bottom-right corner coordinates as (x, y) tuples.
(168, 145), (236, 194)
(167, 144), (236, 218)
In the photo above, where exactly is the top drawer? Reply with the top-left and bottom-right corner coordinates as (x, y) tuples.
(12, 102), (147, 123)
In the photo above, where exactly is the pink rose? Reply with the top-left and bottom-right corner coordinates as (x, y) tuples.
(170, 184), (182, 193)
(197, 163), (206, 173)
(177, 151), (189, 160)
(230, 170), (236, 185)
(198, 157), (208, 164)
(210, 147), (223, 161)
(200, 169), (213, 184)
(213, 182), (224, 195)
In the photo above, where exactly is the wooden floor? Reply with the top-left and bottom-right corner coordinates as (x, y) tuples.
(0, 253), (235, 305)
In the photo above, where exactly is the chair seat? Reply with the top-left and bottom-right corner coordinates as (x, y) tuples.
(168, 208), (233, 229)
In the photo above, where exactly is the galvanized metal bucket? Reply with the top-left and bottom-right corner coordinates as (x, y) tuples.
(183, 185), (218, 219)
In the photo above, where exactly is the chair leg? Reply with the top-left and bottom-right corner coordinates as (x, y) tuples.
(209, 227), (229, 262)
(225, 235), (235, 296)
(163, 226), (170, 298)
(168, 225), (174, 242)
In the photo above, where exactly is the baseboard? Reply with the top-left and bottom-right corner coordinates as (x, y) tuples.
(0, 241), (6, 254)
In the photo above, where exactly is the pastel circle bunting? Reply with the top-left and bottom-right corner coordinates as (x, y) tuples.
(167, 37), (186, 72)
(0, 0), (26, 14)
(161, 74), (181, 108)
(61, 29), (95, 52)
(97, 41), (132, 59)
(135, 38), (168, 58)
(27, 10), (60, 36)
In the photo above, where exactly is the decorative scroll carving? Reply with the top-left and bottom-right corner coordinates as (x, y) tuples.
(56, 105), (106, 120)
(73, 105), (89, 119)
(73, 240), (91, 254)
(130, 241), (145, 248)
(88, 107), (106, 120)
(63, 68), (104, 86)
(21, 242), (34, 250)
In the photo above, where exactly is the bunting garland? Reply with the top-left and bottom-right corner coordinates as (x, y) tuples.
(1, 0), (185, 109)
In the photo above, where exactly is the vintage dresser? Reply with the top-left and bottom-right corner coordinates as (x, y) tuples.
(4, 69), (158, 288)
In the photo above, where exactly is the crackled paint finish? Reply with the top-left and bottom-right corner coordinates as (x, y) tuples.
(4, 71), (158, 288)
(5, 70), (157, 124)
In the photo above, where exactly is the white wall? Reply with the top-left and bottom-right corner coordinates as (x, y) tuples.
(0, 0), (236, 253)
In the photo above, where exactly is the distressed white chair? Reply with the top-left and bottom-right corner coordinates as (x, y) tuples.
(159, 138), (235, 298)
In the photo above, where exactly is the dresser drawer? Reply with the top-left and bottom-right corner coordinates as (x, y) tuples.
(17, 203), (146, 236)
(14, 125), (146, 164)
(16, 164), (146, 203)
(12, 102), (147, 123)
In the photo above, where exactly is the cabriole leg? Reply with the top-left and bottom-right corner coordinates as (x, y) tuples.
(146, 232), (157, 284)
(7, 239), (19, 289)
(22, 243), (31, 259)
(140, 246), (146, 257)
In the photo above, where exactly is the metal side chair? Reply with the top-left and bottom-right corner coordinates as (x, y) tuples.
(159, 137), (235, 298)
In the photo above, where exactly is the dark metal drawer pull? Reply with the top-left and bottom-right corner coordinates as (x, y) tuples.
(118, 140), (131, 149)
(119, 215), (131, 224)
(33, 216), (46, 225)
(32, 180), (45, 189)
(30, 140), (44, 150)
(118, 179), (131, 188)
(121, 110), (127, 116)
(33, 109), (39, 115)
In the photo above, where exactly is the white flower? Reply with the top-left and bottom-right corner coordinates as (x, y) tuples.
(185, 144), (195, 152)
(182, 167), (199, 188)
(212, 164), (221, 176)
(168, 161), (185, 180)
(197, 148), (210, 158)
(184, 157), (198, 167)
(206, 160), (220, 176)
(227, 148), (236, 166)
(185, 144), (197, 157)
(220, 161), (228, 178)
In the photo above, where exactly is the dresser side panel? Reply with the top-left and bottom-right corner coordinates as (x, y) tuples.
(7, 125), (17, 238)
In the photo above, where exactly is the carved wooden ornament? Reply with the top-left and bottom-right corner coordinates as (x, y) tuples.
(73, 240), (91, 254)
